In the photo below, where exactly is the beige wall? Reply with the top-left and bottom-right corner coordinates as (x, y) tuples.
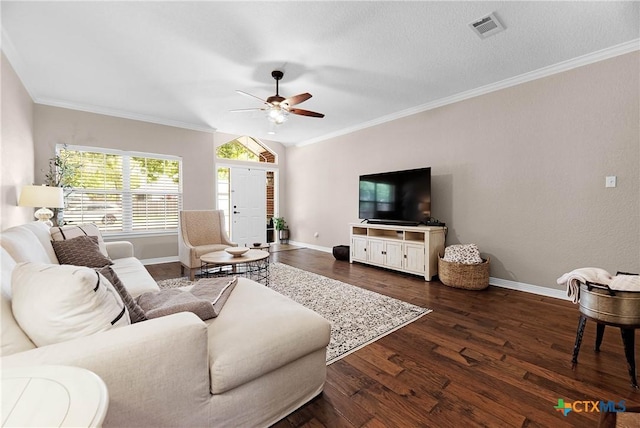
(286, 52), (640, 290)
(1, 52), (35, 230)
(33, 105), (216, 260)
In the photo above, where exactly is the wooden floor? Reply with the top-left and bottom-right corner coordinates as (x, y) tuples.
(146, 249), (640, 427)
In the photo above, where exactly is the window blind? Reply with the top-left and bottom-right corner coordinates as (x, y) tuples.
(60, 145), (182, 234)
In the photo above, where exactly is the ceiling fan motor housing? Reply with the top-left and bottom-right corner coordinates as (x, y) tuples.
(267, 95), (286, 105)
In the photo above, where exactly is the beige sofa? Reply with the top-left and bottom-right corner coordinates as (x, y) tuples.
(0, 222), (331, 427)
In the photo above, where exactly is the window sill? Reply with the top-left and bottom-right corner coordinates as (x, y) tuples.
(103, 230), (178, 240)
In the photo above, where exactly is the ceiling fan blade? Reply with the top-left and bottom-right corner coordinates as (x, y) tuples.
(284, 92), (312, 106)
(236, 90), (268, 104)
(229, 108), (265, 113)
(289, 108), (325, 118)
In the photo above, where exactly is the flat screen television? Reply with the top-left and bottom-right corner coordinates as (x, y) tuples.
(358, 167), (431, 225)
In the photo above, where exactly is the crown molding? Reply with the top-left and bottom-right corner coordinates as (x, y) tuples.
(34, 98), (217, 134)
(4, 28), (215, 134)
(297, 38), (640, 147)
(1, 29), (37, 101)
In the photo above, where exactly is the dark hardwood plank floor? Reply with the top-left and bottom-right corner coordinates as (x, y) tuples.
(145, 249), (639, 427)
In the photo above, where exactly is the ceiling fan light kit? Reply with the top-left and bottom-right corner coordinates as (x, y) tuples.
(232, 69), (324, 127)
(267, 106), (289, 124)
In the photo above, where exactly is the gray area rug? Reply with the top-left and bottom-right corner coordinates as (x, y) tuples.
(157, 262), (431, 364)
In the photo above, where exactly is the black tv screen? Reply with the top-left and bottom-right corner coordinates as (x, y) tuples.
(358, 167), (431, 225)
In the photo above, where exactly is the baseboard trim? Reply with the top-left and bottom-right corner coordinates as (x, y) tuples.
(489, 277), (569, 301)
(292, 240), (569, 301)
(288, 241), (333, 253)
(140, 256), (179, 266)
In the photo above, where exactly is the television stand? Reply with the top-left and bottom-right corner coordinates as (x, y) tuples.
(350, 223), (446, 281)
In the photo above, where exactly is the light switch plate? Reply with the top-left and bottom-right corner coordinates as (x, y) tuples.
(605, 176), (617, 188)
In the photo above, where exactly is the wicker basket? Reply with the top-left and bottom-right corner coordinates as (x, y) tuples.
(438, 255), (490, 290)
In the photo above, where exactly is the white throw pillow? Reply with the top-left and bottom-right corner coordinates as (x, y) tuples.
(443, 244), (483, 264)
(50, 223), (109, 257)
(11, 262), (130, 347)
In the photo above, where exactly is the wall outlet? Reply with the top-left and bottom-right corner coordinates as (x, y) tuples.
(605, 176), (617, 188)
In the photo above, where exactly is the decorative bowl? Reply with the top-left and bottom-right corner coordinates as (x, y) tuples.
(225, 247), (249, 257)
(252, 242), (262, 247)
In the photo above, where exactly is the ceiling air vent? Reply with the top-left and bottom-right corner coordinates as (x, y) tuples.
(469, 13), (505, 39)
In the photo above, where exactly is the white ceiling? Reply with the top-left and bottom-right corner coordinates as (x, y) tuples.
(2, 1), (639, 146)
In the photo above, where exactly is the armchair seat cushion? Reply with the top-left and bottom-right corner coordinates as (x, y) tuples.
(205, 278), (331, 394)
(194, 244), (233, 258)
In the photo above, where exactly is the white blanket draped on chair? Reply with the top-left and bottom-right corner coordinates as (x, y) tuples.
(557, 268), (640, 303)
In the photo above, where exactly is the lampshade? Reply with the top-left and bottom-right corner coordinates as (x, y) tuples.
(18, 185), (64, 208)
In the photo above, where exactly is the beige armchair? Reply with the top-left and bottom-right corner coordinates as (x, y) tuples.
(179, 210), (237, 280)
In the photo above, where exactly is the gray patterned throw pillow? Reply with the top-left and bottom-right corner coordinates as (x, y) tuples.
(97, 266), (147, 324)
(52, 235), (113, 268)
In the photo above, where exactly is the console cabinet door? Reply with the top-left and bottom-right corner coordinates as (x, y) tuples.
(404, 243), (426, 274)
(368, 239), (385, 265)
(351, 236), (368, 261)
(368, 239), (403, 268)
(385, 241), (404, 269)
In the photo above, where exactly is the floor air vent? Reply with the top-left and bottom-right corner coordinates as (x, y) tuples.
(469, 12), (505, 39)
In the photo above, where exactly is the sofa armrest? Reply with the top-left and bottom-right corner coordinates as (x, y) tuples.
(105, 240), (134, 259)
(2, 313), (211, 427)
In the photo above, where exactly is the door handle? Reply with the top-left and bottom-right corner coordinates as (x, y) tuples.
(233, 211), (240, 214)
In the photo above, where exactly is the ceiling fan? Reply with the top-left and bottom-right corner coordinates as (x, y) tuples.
(231, 70), (325, 124)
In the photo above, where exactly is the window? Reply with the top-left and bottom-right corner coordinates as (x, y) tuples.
(216, 136), (278, 239)
(217, 167), (231, 234)
(60, 145), (182, 235)
(216, 136), (276, 164)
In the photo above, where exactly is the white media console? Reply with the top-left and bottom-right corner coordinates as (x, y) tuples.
(349, 223), (446, 281)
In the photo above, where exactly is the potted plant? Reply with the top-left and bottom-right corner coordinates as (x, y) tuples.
(43, 146), (79, 227)
(273, 217), (289, 243)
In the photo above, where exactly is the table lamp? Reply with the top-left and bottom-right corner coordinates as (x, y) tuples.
(18, 185), (64, 226)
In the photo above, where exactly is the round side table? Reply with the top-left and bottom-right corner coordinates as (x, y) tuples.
(200, 249), (270, 285)
(2, 365), (109, 427)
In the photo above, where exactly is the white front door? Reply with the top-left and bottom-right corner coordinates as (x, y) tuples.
(230, 167), (266, 247)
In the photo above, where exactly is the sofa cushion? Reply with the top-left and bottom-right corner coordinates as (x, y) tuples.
(11, 262), (130, 347)
(205, 278), (331, 394)
(0, 248), (36, 356)
(20, 221), (60, 263)
(0, 224), (53, 264)
(111, 257), (160, 298)
(52, 235), (114, 268)
(50, 223), (109, 257)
